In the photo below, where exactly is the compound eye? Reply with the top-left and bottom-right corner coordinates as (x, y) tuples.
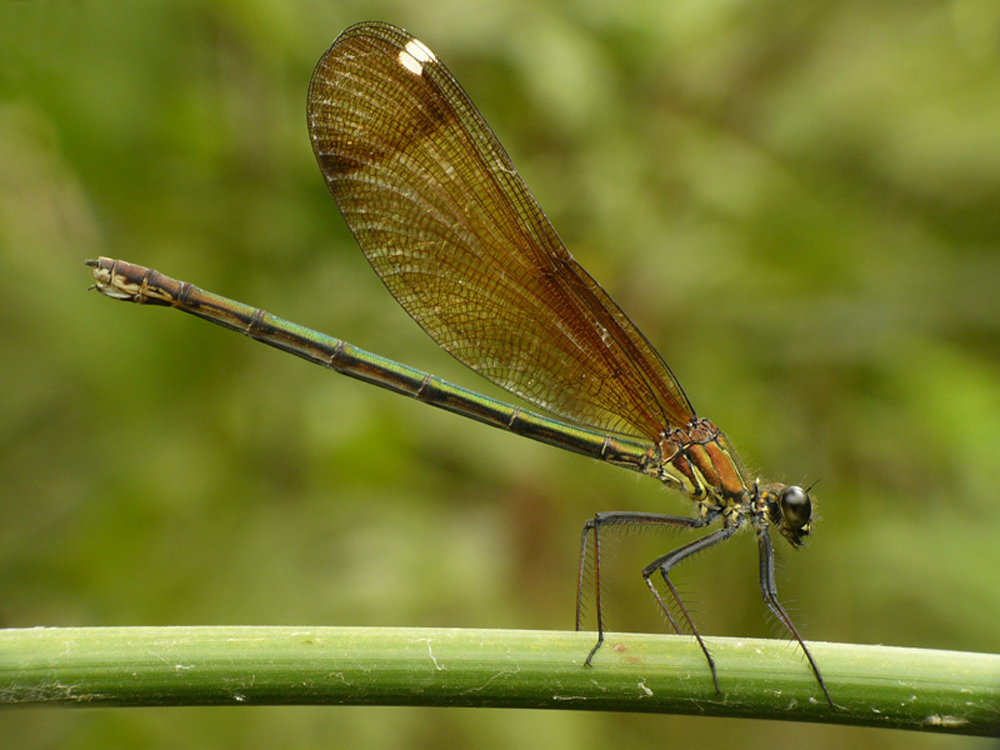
(779, 485), (812, 531)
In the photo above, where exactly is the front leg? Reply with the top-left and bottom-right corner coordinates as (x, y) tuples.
(757, 528), (834, 706)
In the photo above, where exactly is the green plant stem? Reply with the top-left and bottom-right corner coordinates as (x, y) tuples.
(0, 626), (996, 735)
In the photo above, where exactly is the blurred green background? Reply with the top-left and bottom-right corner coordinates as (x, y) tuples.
(2, 0), (998, 747)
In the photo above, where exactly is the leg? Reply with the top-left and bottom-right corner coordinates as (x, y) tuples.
(641, 525), (738, 694)
(757, 529), (835, 707)
(576, 511), (712, 667)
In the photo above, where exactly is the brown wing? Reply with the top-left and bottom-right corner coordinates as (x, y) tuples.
(307, 21), (695, 440)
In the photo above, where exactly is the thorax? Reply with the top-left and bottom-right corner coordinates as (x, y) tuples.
(655, 418), (752, 517)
